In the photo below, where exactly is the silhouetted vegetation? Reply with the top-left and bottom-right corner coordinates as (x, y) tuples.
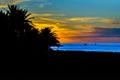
(0, 4), (60, 78)
(0, 5), (120, 79)
(39, 27), (60, 53)
(0, 5), (60, 53)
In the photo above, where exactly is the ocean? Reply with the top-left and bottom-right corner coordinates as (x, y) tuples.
(51, 43), (120, 53)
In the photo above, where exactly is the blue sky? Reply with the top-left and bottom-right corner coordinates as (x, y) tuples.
(18, 0), (120, 17)
(0, 0), (120, 43)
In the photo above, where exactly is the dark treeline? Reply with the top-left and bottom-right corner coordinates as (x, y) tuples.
(0, 5), (60, 53)
(0, 5), (60, 77)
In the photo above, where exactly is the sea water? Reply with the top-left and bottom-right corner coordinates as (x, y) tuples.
(51, 43), (120, 53)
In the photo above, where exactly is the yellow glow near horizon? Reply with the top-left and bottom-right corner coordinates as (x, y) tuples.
(0, 0), (120, 43)
(33, 22), (98, 43)
(33, 23), (75, 43)
(32, 14), (120, 43)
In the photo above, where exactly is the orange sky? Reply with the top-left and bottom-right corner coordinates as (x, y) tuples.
(1, 0), (120, 43)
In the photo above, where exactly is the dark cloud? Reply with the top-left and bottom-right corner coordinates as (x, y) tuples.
(69, 28), (120, 38)
(102, 19), (120, 24)
(94, 27), (120, 37)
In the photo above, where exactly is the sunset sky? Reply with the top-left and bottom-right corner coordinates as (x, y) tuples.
(0, 0), (120, 43)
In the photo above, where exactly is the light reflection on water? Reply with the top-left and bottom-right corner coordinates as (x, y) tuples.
(51, 43), (120, 52)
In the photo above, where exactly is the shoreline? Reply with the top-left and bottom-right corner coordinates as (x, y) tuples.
(51, 43), (120, 53)
(53, 50), (120, 54)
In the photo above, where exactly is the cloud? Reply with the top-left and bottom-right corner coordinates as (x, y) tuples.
(38, 2), (52, 8)
(30, 13), (120, 43)
(31, 13), (65, 17)
(66, 27), (120, 43)
(33, 17), (65, 24)
(34, 0), (52, 8)
(68, 17), (97, 22)
(31, 13), (66, 24)
(66, 36), (120, 43)
(0, 0), (30, 8)
(93, 27), (120, 37)
(102, 19), (120, 24)
(70, 27), (120, 38)
(68, 17), (120, 25)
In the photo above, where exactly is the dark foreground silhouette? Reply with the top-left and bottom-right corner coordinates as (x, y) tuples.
(1, 50), (120, 79)
(0, 5), (120, 80)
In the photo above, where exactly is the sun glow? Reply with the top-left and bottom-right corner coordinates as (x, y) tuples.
(33, 22), (99, 43)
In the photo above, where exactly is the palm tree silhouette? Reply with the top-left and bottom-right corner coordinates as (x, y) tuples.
(0, 11), (8, 33)
(6, 5), (35, 49)
(7, 5), (33, 33)
(0, 11), (9, 49)
(0, 5), (61, 76)
(39, 27), (60, 52)
(0, 4), (60, 53)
